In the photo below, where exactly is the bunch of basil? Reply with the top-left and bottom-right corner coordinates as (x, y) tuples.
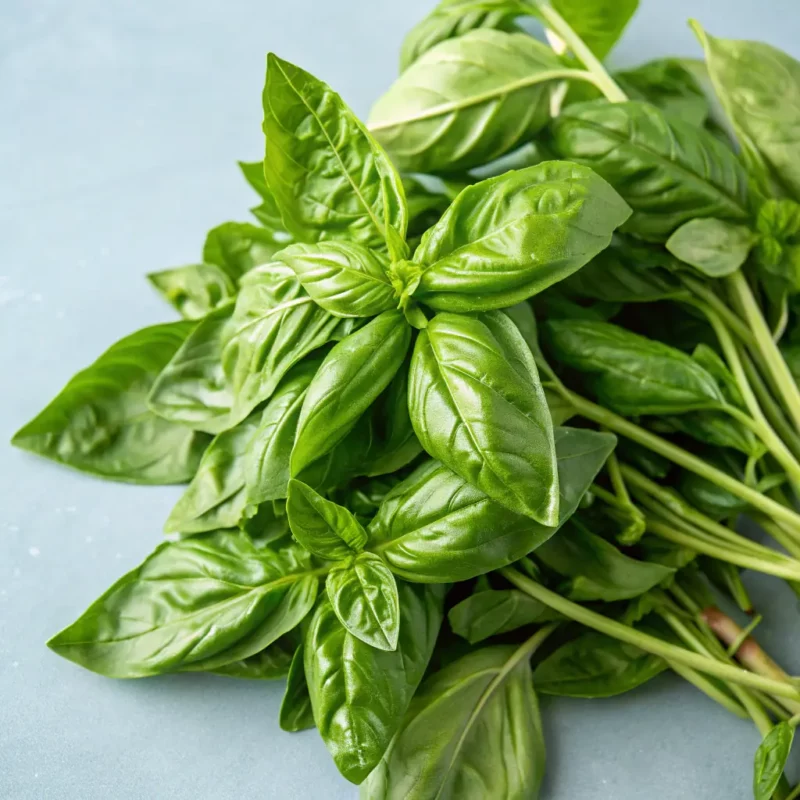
(14, 1), (800, 797)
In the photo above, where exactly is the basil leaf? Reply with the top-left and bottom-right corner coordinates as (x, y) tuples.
(13, 322), (209, 484)
(361, 644), (545, 800)
(238, 160), (294, 241)
(615, 58), (710, 127)
(276, 241), (396, 318)
(678, 470), (748, 521)
(666, 218), (756, 277)
(551, 100), (749, 241)
(291, 310), (411, 475)
(409, 310), (558, 522)
(368, 427), (615, 582)
(411, 162), (631, 311)
(280, 644), (315, 731)
(305, 583), (445, 784)
(448, 588), (560, 644)
(398, 0), (525, 72)
(148, 263), (236, 320)
(147, 303), (236, 433)
(287, 479), (368, 560)
(48, 534), (319, 677)
(369, 30), (564, 174)
(203, 222), (285, 280)
(262, 55), (407, 253)
(533, 632), (667, 697)
(204, 638), (296, 680)
(164, 410), (261, 534)
(551, 0), (638, 60)
(755, 199), (800, 288)
(753, 722), (794, 800)
(693, 25), (800, 201)
(536, 518), (675, 602)
(544, 319), (726, 415)
(326, 552), (400, 651)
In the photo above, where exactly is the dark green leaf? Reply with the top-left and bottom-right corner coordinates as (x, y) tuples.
(287, 479), (367, 560)
(326, 552), (400, 651)
(550, 100), (749, 240)
(678, 470), (748, 520)
(361, 643), (545, 799)
(291, 310), (411, 475)
(200, 636), (295, 680)
(666, 218), (755, 277)
(370, 30), (564, 174)
(263, 55), (407, 253)
(753, 722), (794, 800)
(304, 583), (445, 784)
(409, 311), (558, 522)
(617, 440), (670, 480)
(280, 644), (315, 731)
(411, 162), (631, 311)
(368, 427), (615, 582)
(13, 322), (209, 484)
(147, 264), (236, 320)
(533, 632), (667, 697)
(48, 534), (319, 677)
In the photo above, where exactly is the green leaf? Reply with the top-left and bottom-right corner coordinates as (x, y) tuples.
(287, 479), (368, 560)
(276, 241), (396, 318)
(551, 0), (638, 59)
(305, 583), (445, 784)
(410, 162), (631, 311)
(544, 319), (725, 415)
(262, 54), (407, 253)
(203, 638), (296, 680)
(13, 322), (209, 484)
(238, 160), (295, 240)
(666, 218), (756, 277)
(753, 721), (794, 800)
(398, 0), (525, 72)
(291, 309), (411, 475)
(535, 518), (675, 602)
(326, 552), (400, 651)
(361, 643), (545, 800)
(369, 30), (565, 174)
(550, 100), (749, 241)
(409, 311), (558, 523)
(368, 427), (615, 582)
(448, 588), (560, 644)
(693, 24), (800, 201)
(678, 470), (748, 521)
(48, 534), (319, 677)
(147, 263), (236, 320)
(280, 644), (315, 731)
(533, 632), (667, 697)
(164, 410), (261, 534)
(203, 222), (286, 280)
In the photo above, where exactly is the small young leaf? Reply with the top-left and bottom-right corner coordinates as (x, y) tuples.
(279, 645), (315, 731)
(753, 721), (794, 800)
(287, 479), (367, 560)
(666, 218), (756, 277)
(148, 263), (236, 320)
(326, 552), (400, 651)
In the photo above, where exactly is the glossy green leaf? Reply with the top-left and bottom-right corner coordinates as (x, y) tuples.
(694, 24), (800, 201)
(327, 552), (400, 651)
(666, 218), (756, 277)
(550, 0), (638, 60)
(410, 162), (631, 311)
(544, 319), (725, 415)
(304, 583), (445, 784)
(287, 479), (367, 560)
(48, 534), (319, 677)
(291, 310), (411, 475)
(551, 100), (749, 240)
(203, 222), (285, 280)
(280, 644), (315, 731)
(678, 470), (748, 520)
(753, 722), (794, 800)
(533, 632), (667, 697)
(369, 427), (616, 582)
(369, 30), (565, 174)
(448, 588), (560, 644)
(361, 643), (545, 800)
(200, 636), (296, 680)
(147, 264), (236, 320)
(409, 311), (558, 523)
(535, 518), (675, 602)
(13, 322), (209, 484)
(238, 160), (294, 241)
(164, 411), (261, 534)
(262, 55), (407, 253)
(276, 241), (396, 318)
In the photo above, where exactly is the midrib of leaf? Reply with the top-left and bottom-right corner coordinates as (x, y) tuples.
(273, 61), (386, 243)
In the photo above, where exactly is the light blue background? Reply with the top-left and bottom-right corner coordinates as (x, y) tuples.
(2, 1), (800, 797)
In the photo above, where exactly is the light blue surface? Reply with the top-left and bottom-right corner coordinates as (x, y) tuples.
(2, 1), (800, 798)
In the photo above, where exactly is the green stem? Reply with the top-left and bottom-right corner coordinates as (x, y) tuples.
(785, 784), (800, 800)
(727, 270), (800, 433)
(680, 275), (757, 349)
(666, 660), (748, 718)
(532, 1), (627, 102)
(502, 569), (800, 701)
